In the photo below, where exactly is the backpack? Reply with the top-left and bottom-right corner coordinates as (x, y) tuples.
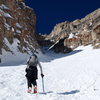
(27, 55), (38, 66)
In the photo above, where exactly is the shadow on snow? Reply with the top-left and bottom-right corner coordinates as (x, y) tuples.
(57, 90), (80, 95)
(0, 50), (82, 66)
(38, 90), (80, 95)
(40, 50), (82, 62)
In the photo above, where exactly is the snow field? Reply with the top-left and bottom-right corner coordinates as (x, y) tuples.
(0, 45), (100, 100)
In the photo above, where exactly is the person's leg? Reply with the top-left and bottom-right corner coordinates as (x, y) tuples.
(27, 78), (32, 93)
(27, 78), (32, 88)
(32, 80), (37, 93)
(31, 67), (38, 93)
(33, 80), (37, 86)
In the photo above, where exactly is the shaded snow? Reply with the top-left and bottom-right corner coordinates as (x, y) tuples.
(0, 4), (9, 10)
(4, 23), (11, 30)
(16, 23), (22, 29)
(68, 33), (75, 39)
(0, 9), (4, 13)
(0, 39), (29, 66)
(0, 45), (100, 100)
(12, 27), (15, 32)
(48, 40), (59, 50)
(16, 29), (21, 34)
(0, 38), (44, 66)
(3, 13), (13, 18)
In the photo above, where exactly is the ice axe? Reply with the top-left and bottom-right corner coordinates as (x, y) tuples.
(41, 74), (45, 92)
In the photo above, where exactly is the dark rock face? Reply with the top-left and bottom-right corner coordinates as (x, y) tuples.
(92, 24), (100, 48)
(46, 8), (100, 51)
(0, 0), (39, 55)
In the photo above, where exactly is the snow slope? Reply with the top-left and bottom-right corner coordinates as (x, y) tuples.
(0, 45), (100, 100)
(0, 38), (43, 66)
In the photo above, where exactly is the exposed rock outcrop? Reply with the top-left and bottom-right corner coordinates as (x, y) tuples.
(0, 0), (39, 65)
(47, 8), (100, 52)
(0, 0), (39, 54)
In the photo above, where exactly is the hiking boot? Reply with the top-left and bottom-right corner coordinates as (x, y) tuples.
(33, 86), (37, 94)
(27, 87), (32, 93)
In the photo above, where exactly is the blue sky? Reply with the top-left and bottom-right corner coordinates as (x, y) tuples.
(25, 0), (100, 34)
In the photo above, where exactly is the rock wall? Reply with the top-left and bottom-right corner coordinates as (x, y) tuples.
(0, 0), (40, 65)
(0, 0), (39, 55)
(47, 8), (100, 50)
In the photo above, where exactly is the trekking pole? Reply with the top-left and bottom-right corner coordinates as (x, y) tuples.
(42, 77), (45, 92)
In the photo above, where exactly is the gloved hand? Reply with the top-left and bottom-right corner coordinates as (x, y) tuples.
(41, 74), (44, 78)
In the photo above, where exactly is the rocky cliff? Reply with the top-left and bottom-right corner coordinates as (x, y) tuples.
(47, 8), (100, 51)
(0, 0), (39, 65)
